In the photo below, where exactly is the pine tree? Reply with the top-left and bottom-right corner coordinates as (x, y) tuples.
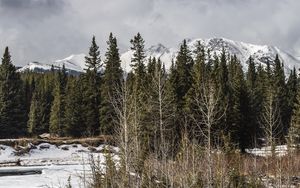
(100, 33), (123, 134)
(85, 36), (102, 73)
(244, 57), (262, 148)
(129, 33), (149, 156)
(186, 41), (206, 136)
(130, 32), (147, 98)
(174, 39), (193, 109)
(215, 48), (230, 142)
(64, 78), (84, 137)
(49, 66), (67, 136)
(165, 59), (179, 145)
(218, 48), (229, 99)
(289, 87), (300, 146)
(172, 40), (193, 138)
(0, 47), (26, 138)
(228, 55), (248, 149)
(286, 68), (298, 131)
(273, 55), (287, 138)
(27, 92), (39, 135)
(246, 56), (256, 90)
(83, 36), (102, 136)
(27, 90), (48, 135)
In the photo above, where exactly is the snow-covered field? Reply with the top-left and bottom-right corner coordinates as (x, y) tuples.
(0, 143), (119, 188)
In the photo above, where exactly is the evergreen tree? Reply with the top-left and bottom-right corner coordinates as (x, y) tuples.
(228, 55), (248, 149)
(170, 40), (193, 144)
(100, 33), (123, 134)
(218, 48), (229, 99)
(49, 66), (67, 136)
(289, 86), (300, 146)
(186, 41), (206, 136)
(85, 36), (102, 73)
(27, 90), (49, 135)
(273, 55), (287, 138)
(0, 47), (26, 138)
(83, 36), (102, 136)
(174, 39), (193, 109)
(215, 48), (230, 142)
(246, 56), (256, 90)
(130, 32), (147, 98)
(130, 33), (149, 154)
(286, 68), (298, 130)
(165, 59), (179, 144)
(64, 78), (84, 137)
(244, 57), (261, 149)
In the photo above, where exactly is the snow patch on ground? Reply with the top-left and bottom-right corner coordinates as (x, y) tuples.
(0, 143), (119, 188)
(246, 145), (291, 157)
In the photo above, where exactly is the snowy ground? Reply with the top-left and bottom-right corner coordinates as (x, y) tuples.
(246, 145), (293, 157)
(0, 143), (119, 188)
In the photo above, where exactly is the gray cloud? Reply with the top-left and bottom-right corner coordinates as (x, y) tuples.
(0, 0), (299, 65)
(0, 0), (63, 8)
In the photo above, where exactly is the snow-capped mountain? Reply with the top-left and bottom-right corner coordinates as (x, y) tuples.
(53, 53), (87, 72)
(18, 54), (86, 74)
(18, 38), (300, 74)
(121, 38), (300, 73)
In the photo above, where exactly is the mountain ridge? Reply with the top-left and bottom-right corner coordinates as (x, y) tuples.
(18, 37), (300, 74)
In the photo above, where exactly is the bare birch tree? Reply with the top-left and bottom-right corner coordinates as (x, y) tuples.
(193, 79), (226, 187)
(111, 77), (139, 187)
(260, 92), (281, 157)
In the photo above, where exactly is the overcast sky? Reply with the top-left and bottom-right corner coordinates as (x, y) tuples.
(0, 0), (300, 66)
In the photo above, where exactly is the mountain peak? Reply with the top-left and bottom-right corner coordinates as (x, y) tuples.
(19, 38), (300, 75)
(147, 43), (169, 54)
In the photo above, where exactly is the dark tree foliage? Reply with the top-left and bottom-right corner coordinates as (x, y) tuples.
(100, 33), (123, 135)
(83, 36), (102, 136)
(49, 65), (68, 136)
(170, 40), (194, 141)
(64, 77), (85, 137)
(0, 47), (26, 138)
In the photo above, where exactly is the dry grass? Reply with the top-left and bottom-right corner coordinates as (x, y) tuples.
(86, 143), (300, 188)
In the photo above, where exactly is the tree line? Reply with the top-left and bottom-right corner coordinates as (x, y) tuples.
(0, 32), (299, 152)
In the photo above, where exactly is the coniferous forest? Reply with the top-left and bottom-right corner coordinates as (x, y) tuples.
(0, 33), (300, 186)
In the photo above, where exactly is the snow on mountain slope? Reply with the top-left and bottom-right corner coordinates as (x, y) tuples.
(18, 54), (86, 74)
(53, 53), (86, 72)
(17, 61), (53, 73)
(19, 38), (300, 74)
(121, 38), (300, 73)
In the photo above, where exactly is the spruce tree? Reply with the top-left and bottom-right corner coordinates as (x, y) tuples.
(85, 36), (102, 73)
(215, 48), (230, 142)
(186, 41), (206, 136)
(64, 78), (84, 137)
(49, 65), (67, 136)
(165, 59), (180, 144)
(244, 57), (262, 147)
(130, 33), (149, 154)
(228, 55), (248, 149)
(171, 40), (193, 144)
(27, 90), (48, 135)
(174, 39), (193, 108)
(100, 33), (123, 134)
(289, 87), (300, 146)
(83, 36), (102, 136)
(286, 68), (298, 130)
(273, 55), (287, 138)
(130, 32), (147, 98)
(0, 47), (26, 138)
